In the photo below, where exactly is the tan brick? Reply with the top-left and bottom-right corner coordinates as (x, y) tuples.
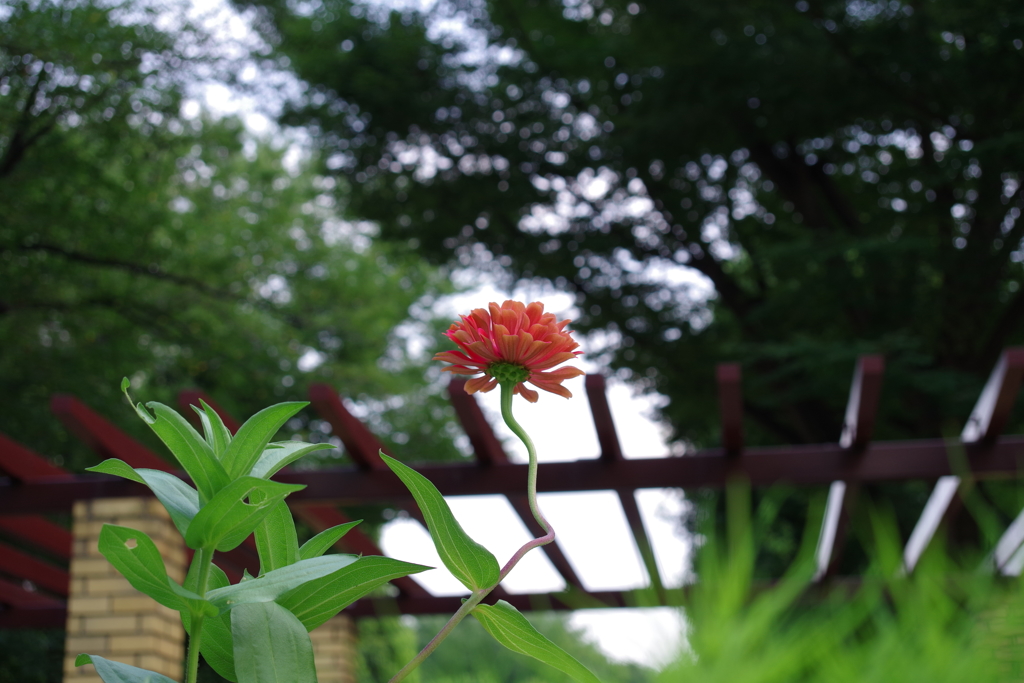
(86, 576), (135, 595)
(136, 653), (182, 677)
(92, 499), (147, 517)
(82, 615), (138, 635)
(109, 634), (182, 661)
(70, 557), (116, 578)
(68, 596), (110, 615)
(139, 614), (184, 640)
(65, 636), (108, 654)
(110, 595), (157, 613)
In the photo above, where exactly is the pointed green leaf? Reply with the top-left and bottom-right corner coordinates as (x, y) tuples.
(279, 556), (431, 631)
(472, 600), (602, 683)
(185, 477), (304, 552)
(249, 441), (333, 480)
(298, 520), (362, 560)
(232, 602), (317, 683)
(87, 460), (199, 537)
(75, 654), (177, 683)
(182, 560), (237, 682)
(206, 555), (356, 613)
(199, 399), (234, 457)
(253, 496), (299, 575)
(97, 525), (208, 613)
(222, 402), (307, 479)
(141, 401), (230, 503)
(87, 458), (145, 484)
(381, 452), (499, 590)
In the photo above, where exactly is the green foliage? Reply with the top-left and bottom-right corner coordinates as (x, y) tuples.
(239, 0), (1024, 450)
(298, 520), (362, 560)
(381, 452), (501, 591)
(0, 0), (460, 475)
(356, 617), (423, 683)
(0, 629), (64, 683)
(411, 612), (655, 683)
(231, 603), (317, 683)
(472, 601), (602, 683)
(75, 655), (178, 683)
(659, 516), (1024, 683)
(76, 395), (428, 683)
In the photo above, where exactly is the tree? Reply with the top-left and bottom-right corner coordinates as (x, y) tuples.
(237, 0), (1024, 445)
(233, 0), (1024, 571)
(0, 0), (457, 472)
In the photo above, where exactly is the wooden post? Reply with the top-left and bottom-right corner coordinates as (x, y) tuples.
(64, 498), (185, 683)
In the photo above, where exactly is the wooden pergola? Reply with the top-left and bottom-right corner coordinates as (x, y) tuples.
(1, 348), (1023, 631)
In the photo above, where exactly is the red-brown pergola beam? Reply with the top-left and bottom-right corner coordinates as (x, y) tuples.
(585, 374), (625, 463)
(0, 588), (660, 628)
(448, 378), (586, 590)
(904, 348), (1024, 574)
(583, 374), (665, 596)
(0, 542), (69, 597)
(0, 516), (72, 560)
(50, 394), (172, 471)
(308, 383), (390, 470)
(717, 363), (744, 455)
(815, 355), (885, 581)
(6, 436), (1024, 515)
(0, 576), (63, 610)
(0, 607), (65, 629)
(0, 433), (67, 481)
(0, 434), (74, 562)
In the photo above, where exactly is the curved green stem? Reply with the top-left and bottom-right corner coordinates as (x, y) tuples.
(499, 381), (553, 537)
(185, 548), (214, 683)
(389, 382), (557, 682)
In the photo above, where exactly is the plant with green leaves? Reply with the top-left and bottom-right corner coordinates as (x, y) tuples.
(380, 299), (600, 683)
(76, 298), (601, 683)
(74, 379), (430, 683)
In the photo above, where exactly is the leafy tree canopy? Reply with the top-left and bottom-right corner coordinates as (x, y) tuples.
(237, 0), (1024, 451)
(0, 0), (457, 471)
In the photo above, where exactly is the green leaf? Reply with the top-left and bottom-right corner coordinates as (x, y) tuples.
(472, 600), (603, 683)
(199, 398), (234, 457)
(232, 602), (317, 683)
(298, 520), (362, 560)
(87, 459), (200, 537)
(222, 402), (307, 479)
(206, 555), (357, 613)
(75, 654), (177, 683)
(253, 497), (299, 575)
(141, 401), (230, 503)
(279, 556), (431, 631)
(249, 441), (333, 480)
(185, 477), (304, 552)
(182, 560), (237, 682)
(381, 452), (499, 590)
(97, 525), (208, 613)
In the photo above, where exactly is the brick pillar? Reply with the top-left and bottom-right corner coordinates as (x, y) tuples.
(310, 615), (357, 683)
(64, 498), (186, 683)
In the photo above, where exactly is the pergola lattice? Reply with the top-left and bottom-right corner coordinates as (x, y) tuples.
(1, 348), (1023, 630)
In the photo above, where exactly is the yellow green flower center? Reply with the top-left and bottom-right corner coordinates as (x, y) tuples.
(489, 362), (530, 385)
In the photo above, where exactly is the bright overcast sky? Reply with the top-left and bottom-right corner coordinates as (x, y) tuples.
(177, 0), (692, 667)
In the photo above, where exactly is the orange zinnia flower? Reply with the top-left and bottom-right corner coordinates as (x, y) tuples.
(433, 300), (584, 402)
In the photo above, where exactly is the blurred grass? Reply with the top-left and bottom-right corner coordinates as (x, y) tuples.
(659, 484), (1024, 683)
